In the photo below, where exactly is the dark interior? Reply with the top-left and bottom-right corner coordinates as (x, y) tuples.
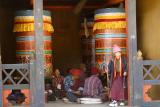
(0, 0), (122, 71)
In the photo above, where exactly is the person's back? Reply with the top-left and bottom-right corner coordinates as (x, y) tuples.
(83, 71), (103, 98)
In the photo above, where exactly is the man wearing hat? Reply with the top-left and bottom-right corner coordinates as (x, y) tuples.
(108, 45), (128, 107)
(63, 69), (81, 103)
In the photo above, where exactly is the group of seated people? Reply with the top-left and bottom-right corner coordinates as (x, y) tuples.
(45, 64), (109, 103)
(46, 44), (128, 106)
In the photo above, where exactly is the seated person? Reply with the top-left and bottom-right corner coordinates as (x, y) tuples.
(99, 67), (109, 88)
(79, 63), (87, 87)
(64, 69), (81, 102)
(52, 69), (65, 99)
(71, 79), (81, 92)
(71, 64), (87, 91)
(45, 83), (56, 101)
(83, 67), (105, 100)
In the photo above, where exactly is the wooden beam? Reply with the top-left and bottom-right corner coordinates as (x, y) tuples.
(44, 0), (124, 10)
(45, 5), (74, 10)
(105, 0), (124, 6)
(126, 0), (140, 106)
(44, 5), (101, 10)
(73, 0), (87, 14)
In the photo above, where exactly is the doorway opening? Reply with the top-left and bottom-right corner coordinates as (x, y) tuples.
(0, 0), (130, 107)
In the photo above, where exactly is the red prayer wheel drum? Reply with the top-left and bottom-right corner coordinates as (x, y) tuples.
(80, 18), (95, 69)
(13, 10), (54, 77)
(93, 8), (127, 68)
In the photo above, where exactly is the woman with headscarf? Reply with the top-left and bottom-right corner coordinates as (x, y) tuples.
(108, 45), (128, 107)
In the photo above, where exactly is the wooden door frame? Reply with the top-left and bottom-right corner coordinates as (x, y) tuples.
(0, 0), (138, 107)
(0, 41), (3, 107)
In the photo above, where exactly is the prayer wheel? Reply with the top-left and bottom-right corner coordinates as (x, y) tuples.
(93, 8), (127, 68)
(13, 10), (54, 77)
(80, 18), (95, 69)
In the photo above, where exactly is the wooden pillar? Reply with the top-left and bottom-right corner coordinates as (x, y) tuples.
(30, 0), (45, 107)
(126, 0), (140, 106)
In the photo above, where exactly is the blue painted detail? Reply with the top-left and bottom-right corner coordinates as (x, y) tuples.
(95, 8), (125, 14)
(15, 10), (51, 16)
(96, 34), (127, 39)
(16, 51), (35, 55)
(96, 48), (126, 53)
(44, 36), (52, 40)
(16, 36), (52, 41)
(16, 36), (34, 41)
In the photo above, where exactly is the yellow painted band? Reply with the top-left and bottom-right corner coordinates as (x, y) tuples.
(95, 15), (125, 20)
(93, 21), (126, 31)
(13, 23), (54, 32)
(14, 16), (52, 23)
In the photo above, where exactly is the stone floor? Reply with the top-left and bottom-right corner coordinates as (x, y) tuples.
(45, 102), (107, 107)
(9, 100), (132, 107)
(9, 102), (108, 107)
(44, 100), (132, 107)
(9, 103), (135, 107)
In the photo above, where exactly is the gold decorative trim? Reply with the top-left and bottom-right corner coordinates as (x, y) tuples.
(93, 21), (126, 31)
(13, 23), (54, 32)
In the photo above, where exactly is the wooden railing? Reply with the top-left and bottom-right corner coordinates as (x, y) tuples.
(138, 60), (160, 107)
(2, 64), (30, 90)
(0, 63), (32, 107)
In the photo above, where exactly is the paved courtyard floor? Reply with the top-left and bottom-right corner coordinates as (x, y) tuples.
(9, 100), (133, 107)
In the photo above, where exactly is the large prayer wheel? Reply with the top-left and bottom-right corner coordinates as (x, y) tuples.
(80, 18), (95, 69)
(93, 8), (127, 68)
(13, 10), (54, 77)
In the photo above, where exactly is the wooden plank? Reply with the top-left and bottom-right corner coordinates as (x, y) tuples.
(133, 60), (143, 107)
(33, 0), (45, 107)
(2, 64), (29, 69)
(3, 84), (29, 90)
(125, 0), (130, 105)
(144, 80), (160, 85)
(143, 101), (160, 107)
(142, 60), (160, 65)
(0, 44), (3, 107)
(30, 62), (36, 107)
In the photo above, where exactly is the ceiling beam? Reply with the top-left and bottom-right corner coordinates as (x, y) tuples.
(44, 0), (125, 10)
(44, 4), (101, 10)
(104, 0), (124, 6)
(73, 0), (87, 14)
